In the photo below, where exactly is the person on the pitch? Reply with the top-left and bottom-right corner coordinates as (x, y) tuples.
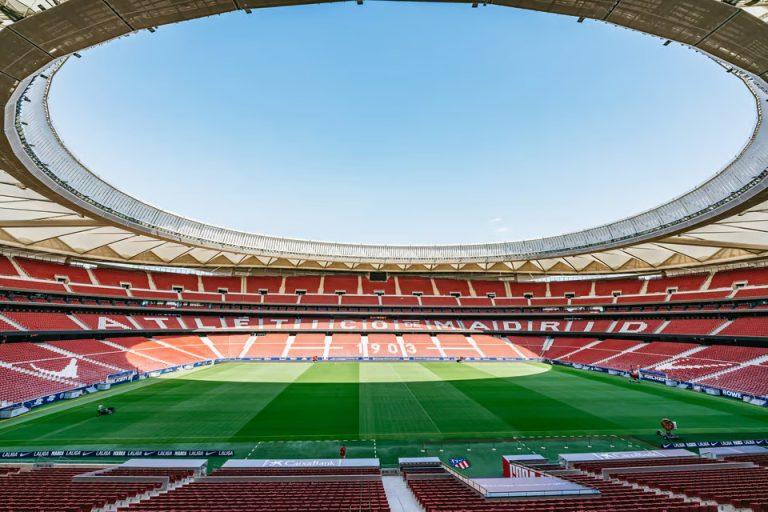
(630, 366), (641, 383)
(339, 445), (347, 459)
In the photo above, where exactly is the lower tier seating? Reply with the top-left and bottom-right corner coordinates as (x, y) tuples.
(406, 471), (713, 511)
(124, 479), (390, 511)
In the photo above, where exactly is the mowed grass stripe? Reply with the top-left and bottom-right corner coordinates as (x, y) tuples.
(418, 362), (618, 436)
(0, 362), (766, 449)
(373, 362), (511, 437)
(358, 363), (442, 438)
(0, 363), (313, 446)
(467, 363), (768, 435)
(232, 363), (360, 441)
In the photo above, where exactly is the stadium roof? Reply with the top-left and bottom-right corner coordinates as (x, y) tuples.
(1, 0), (768, 274)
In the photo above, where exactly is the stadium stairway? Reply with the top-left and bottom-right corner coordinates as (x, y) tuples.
(382, 475), (423, 512)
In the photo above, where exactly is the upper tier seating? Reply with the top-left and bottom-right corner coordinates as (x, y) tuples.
(323, 275), (359, 294)
(92, 267), (150, 289)
(647, 274), (707, 293)
(508, 282), (546, 297)
(711, 267), (768, 289)
(16, 257), (92, 283)
(151, 272), (199, 291)
(245, 276), (282, 294)
(470, 279), (508, 297)
(549, 280), (592, 297)
(284, 276), (321, 294)
(201, 276), (241, 293)
(398, 276), (433, 296)
(594, 278), (643, 296)
(433, 278), (470, 296)
(360, 276), (397, 295)
(0, 255), (18, 276)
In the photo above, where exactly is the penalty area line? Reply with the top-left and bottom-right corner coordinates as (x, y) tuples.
(245, 441), (262, 460)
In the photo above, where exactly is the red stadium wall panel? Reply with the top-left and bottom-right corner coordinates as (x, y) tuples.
(0, 276), (67, 293)
(381, 295), (419, 306)
(68, 284), (128, 298)
(420, 296), (459, 306)
(261, 294), (299, 305)
(300, 294), (339, 305)
(340, 295), (380, 306)
(130, 289), (178, 300)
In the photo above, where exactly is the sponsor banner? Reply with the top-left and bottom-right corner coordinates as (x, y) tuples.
(662, 439), (768, 449)
(107, 371), (135, 384)
(561, 449), (695, 463)
(223, 458), (379, 468)
(0, 449), (235, 459)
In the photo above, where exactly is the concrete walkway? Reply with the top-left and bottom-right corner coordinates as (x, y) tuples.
(382, 475), (423, 512)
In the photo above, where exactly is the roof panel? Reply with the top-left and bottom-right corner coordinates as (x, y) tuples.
(607, 0), (735, 46)
(12, 0), (131, 55)
(106, 0), (238, 29)
(700, 10), (768, 74)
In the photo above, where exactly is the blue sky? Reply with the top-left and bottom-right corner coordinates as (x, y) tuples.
(49, 2), (756, 245)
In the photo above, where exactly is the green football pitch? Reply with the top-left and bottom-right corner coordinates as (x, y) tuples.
(1, 361), (767, 475)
